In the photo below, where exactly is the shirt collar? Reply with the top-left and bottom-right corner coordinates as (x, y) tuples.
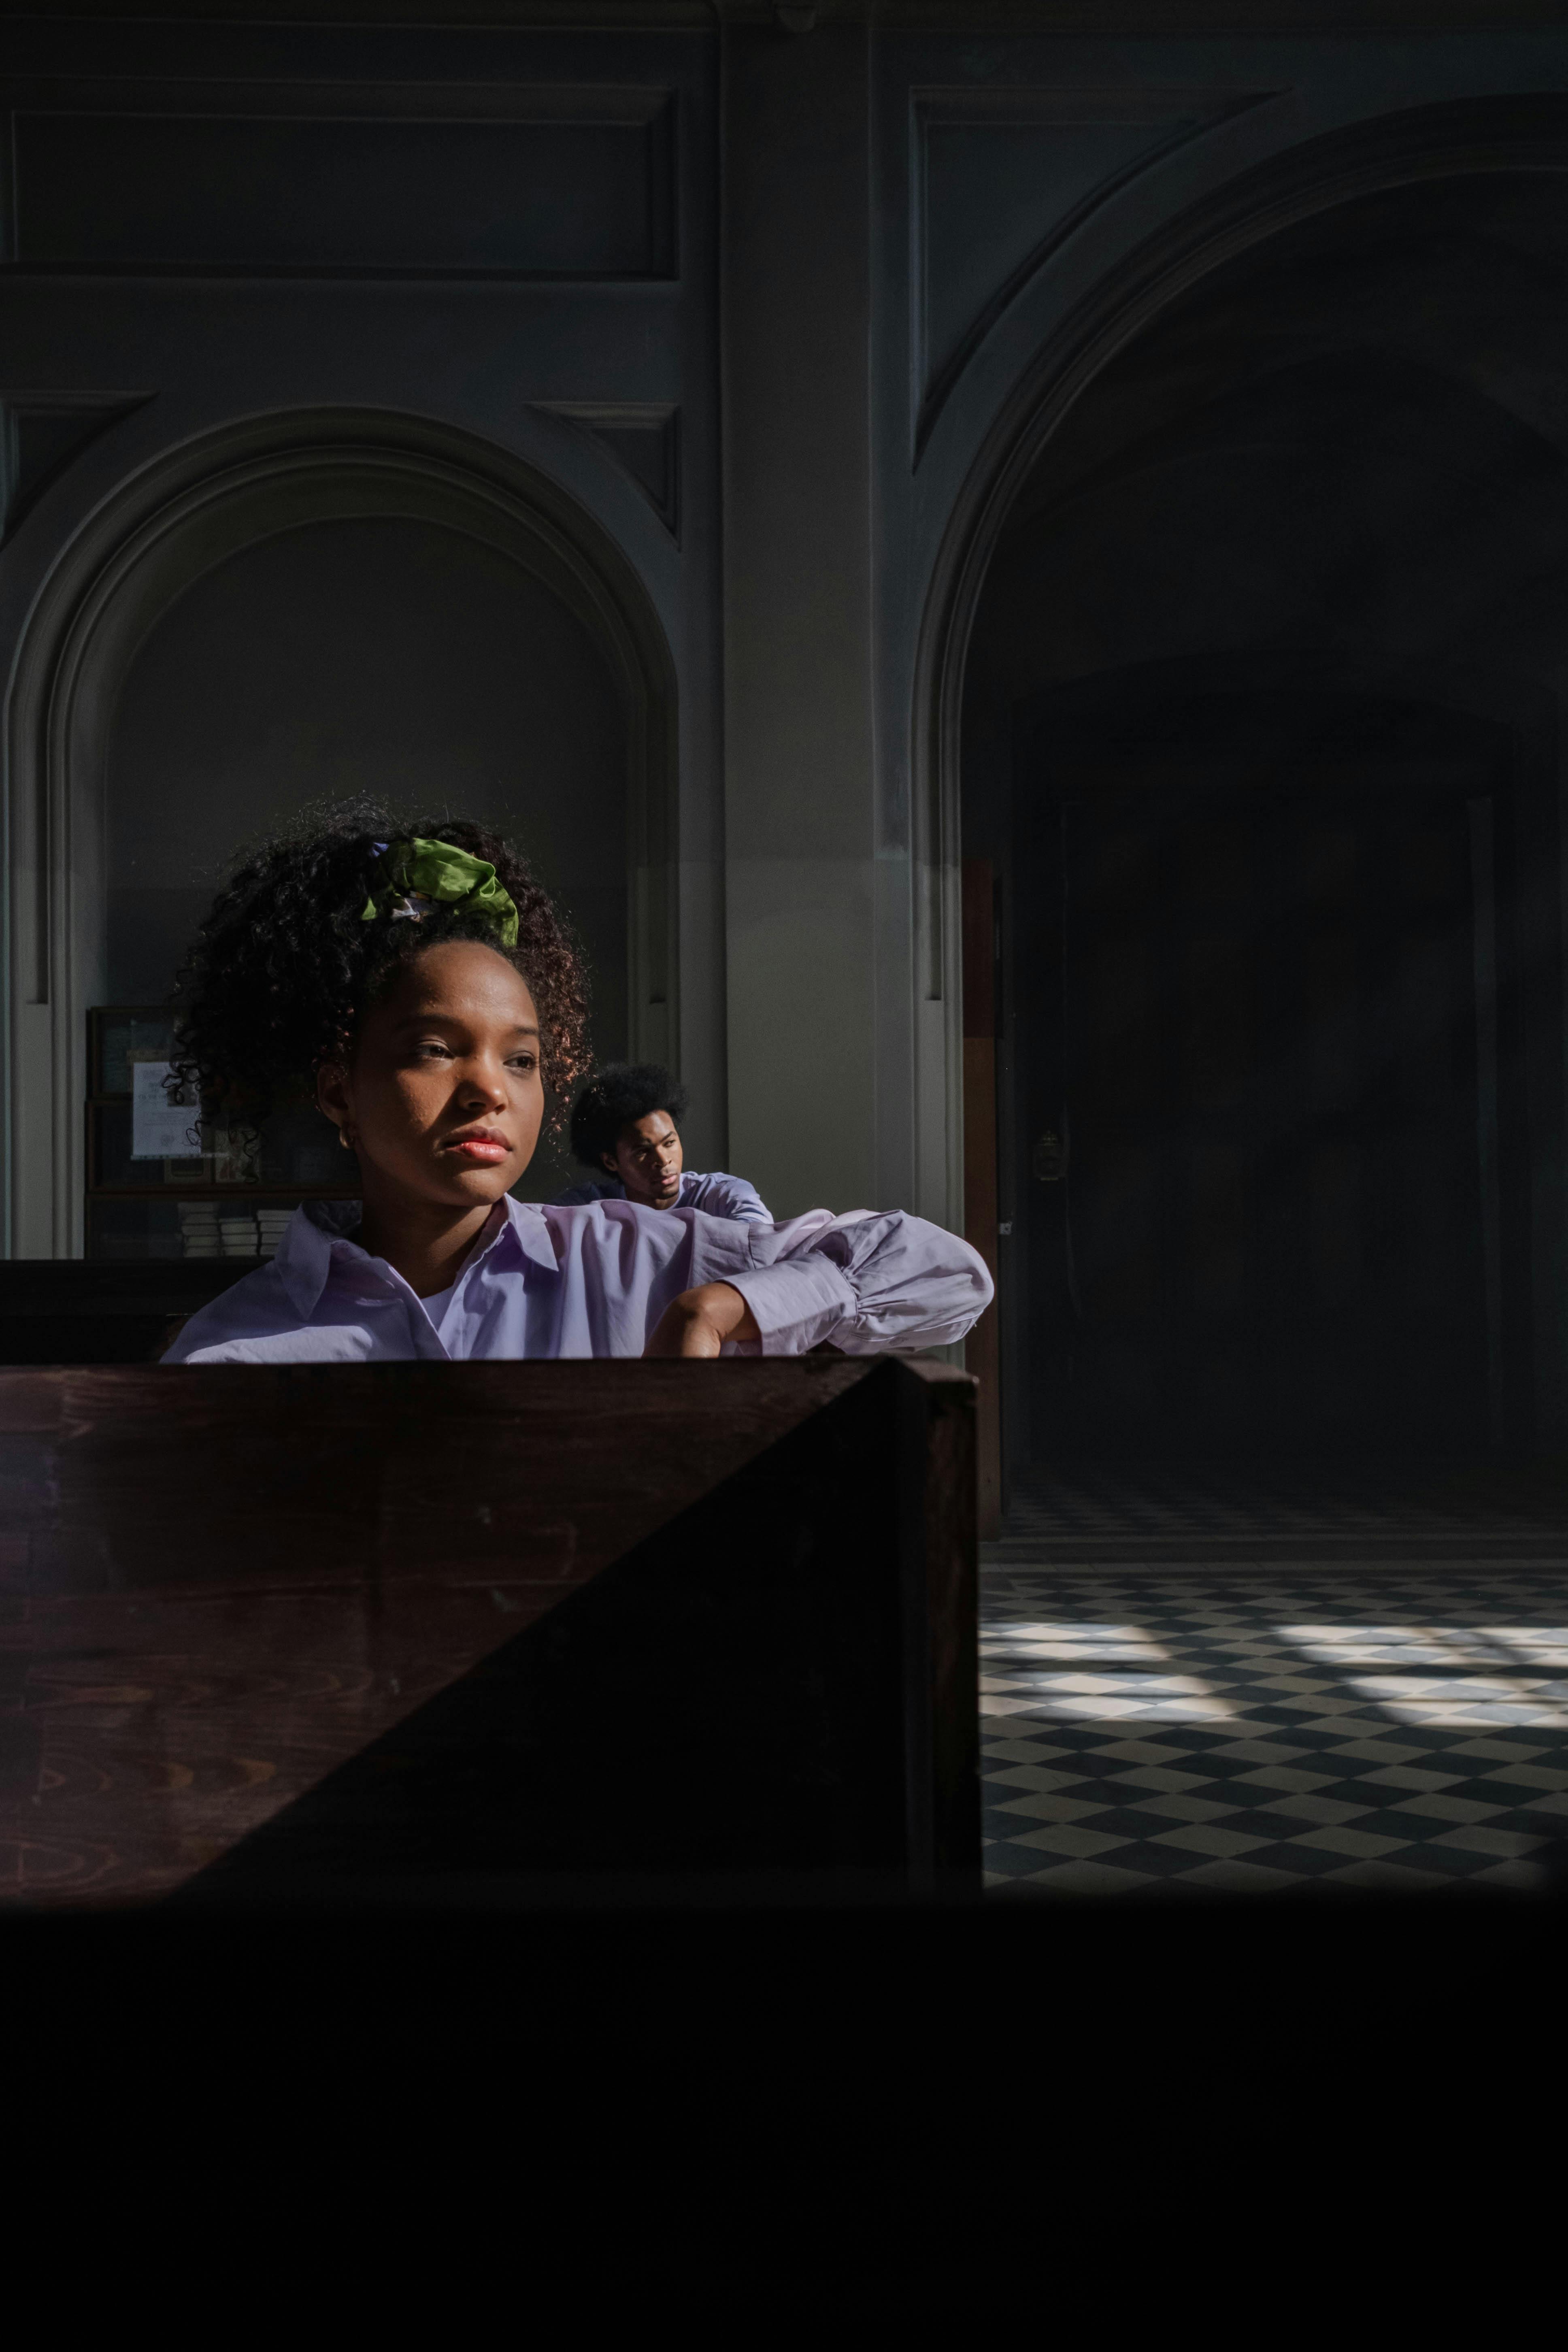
(277, 1194), (558, 1320)
(500, 1197), (562, 1275)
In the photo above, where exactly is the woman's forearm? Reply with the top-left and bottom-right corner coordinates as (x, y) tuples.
(643, 1282), (762, 1358)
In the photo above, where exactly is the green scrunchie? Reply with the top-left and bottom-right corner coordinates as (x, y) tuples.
(360, 836), (519, 950)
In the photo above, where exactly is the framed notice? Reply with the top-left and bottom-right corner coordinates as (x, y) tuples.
(131, 1061), (197, 1160)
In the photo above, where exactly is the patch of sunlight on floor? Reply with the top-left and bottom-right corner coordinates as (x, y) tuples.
(979, 1620), (1235, 1724)
(1278, 1624), (1568, 1728)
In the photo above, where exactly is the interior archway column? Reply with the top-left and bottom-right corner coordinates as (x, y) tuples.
(720, 17), (878, 1220)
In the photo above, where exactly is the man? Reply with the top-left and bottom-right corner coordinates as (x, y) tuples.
(554, 1063), (772, 1223)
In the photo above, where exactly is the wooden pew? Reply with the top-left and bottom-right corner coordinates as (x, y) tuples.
(0, 1357), (978, 1907)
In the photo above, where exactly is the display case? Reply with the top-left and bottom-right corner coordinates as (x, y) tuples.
(85, 1007), (360, 1261)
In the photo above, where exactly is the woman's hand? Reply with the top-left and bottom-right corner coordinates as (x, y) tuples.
(644, 1282), (760, 1358)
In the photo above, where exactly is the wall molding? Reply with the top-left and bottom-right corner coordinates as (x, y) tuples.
(911, 83), (1279, 459)
(534, 402), (682, 536)
(0, 391), (149, 541)
(0, 78), (677, 280)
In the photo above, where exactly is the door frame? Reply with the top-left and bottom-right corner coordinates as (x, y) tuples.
(961, 858), (1003, 1532)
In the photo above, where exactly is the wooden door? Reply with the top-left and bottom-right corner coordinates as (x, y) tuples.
(1014, 755), (1510, 1459)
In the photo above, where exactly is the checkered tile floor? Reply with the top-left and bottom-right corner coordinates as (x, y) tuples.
(982, 1565), (1568, 1896)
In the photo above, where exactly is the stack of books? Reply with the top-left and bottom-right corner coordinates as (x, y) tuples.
(178, 1203), (222, 1259)
(177, 1205), (298, 1260)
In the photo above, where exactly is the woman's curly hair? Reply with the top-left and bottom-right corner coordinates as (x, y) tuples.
(169, 800), (591, 1127)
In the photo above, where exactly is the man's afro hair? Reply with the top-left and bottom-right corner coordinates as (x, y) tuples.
(570, 1062), (689, 1171)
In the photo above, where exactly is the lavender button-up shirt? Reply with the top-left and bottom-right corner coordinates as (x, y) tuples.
(162, 1196), (993, 1365)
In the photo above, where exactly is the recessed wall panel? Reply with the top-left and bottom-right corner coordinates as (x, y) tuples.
(11, 102), (675, 276)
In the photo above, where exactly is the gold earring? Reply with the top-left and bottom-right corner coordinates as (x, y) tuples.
(338, 1125), (356, 1152)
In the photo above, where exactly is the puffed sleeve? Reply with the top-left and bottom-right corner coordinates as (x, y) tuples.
(687, 1207), (993, 1355)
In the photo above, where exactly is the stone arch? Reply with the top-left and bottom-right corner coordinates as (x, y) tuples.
(5, 407), (679, 1255)
(912, 93), (1568, 1231)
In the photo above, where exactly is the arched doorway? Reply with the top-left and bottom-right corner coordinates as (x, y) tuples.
(6, 411), (678, 1256)
(953, 154), (1568, 1488)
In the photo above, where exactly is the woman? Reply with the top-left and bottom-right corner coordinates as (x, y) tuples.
(161, 811), (992, 1364)
(555, 1062), (771, 1223)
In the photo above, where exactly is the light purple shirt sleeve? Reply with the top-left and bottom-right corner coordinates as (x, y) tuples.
(162, 1196), (991, 1365)
(696, 1209), (989, 1353)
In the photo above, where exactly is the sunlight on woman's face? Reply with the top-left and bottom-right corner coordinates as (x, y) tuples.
(317, 940), (545, 1214)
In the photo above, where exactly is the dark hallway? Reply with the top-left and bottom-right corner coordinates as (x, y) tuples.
(963, 170), (1568, 1496)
